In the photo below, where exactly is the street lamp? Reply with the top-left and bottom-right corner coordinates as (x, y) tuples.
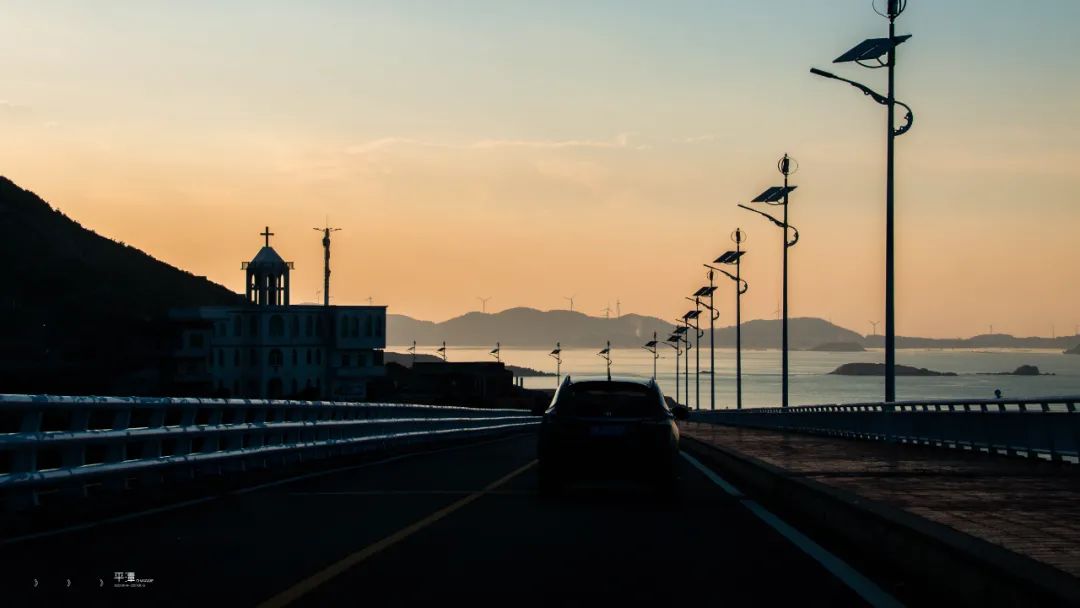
(662, 334), (682, 405)
(436, 341), (447, 361)
(643, 332), (660, 381)
(810, 0), (913, 403)
(692, 286), (718, 410)
(598, 341), (612, 381)
(741, 155), (798, 407)
(672, 325), (690, 407)
(549, 342), (562, 386)
(708, 235), (750, 409)
(490, 341), (501, 363)
(681, 308), (702, 411)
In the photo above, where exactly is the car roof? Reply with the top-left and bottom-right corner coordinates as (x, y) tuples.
(565, 375), (656, 387)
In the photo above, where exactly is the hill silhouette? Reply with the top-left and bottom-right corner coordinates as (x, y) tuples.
(387, 308), (864, 350)
(0, 177), (242, 393)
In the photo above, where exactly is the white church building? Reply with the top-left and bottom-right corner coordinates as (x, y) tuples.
(169, 228), (386, 400)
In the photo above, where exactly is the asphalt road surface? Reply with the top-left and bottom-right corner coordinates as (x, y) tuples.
(0, 433), (900, 607)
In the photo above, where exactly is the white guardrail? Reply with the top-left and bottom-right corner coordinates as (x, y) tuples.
(693, 396), (1080, 462)
(0, 394), (539, 510)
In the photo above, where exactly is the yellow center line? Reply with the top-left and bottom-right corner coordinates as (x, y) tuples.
(257, 459), (537, 608)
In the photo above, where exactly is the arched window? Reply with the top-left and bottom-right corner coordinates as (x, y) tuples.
(291, 316), (299, 337)
(269, 315), (284, 338)
(351, 317), (360, 338)
(269, 349), (284, 366)
(249, 315), (259, 337)
(366, 316), (374, 337)
(234, 316), (242, 337)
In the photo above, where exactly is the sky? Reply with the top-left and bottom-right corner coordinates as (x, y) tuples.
(2, 0), (1079, 338)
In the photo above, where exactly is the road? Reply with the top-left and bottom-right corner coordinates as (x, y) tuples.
(1, 433), (900, 607)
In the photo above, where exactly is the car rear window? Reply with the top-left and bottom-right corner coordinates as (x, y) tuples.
(557, 382), (664, 418)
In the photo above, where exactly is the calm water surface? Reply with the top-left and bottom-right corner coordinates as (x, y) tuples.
(389, 346), (1080, 408)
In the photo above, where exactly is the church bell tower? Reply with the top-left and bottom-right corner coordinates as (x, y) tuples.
(242, 226), (294, 306)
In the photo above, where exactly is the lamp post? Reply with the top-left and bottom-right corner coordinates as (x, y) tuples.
(598, 341), (612, 381)
(740, 159), (799, 408)
(692, 286), (718, 410)
(711, 229), (748, 409)
(681, 308), (702, 411)
(644, 332), (660, 381)
(490, 342), (501, 363)
(662, 335), (682, 405)
(549, 342), (562, 386)
(810, 1), (913, 403)
(672, 325), (690, 408)
(436, 341), (447, 361)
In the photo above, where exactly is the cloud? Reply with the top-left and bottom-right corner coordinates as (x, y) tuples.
(345, 132), (647, 155)
(0, 100), (32, 119)
(675, 134), (716, 143)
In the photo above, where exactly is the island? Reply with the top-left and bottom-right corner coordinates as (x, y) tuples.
(979, 365), (1054, 377)
(829, 363), (957, 377)
(808, 341), (866, 352)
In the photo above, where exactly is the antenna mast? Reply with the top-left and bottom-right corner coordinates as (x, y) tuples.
(313, 223), (342, 307)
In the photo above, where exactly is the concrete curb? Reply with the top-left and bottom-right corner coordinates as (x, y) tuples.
(682, 434), (1080, 607)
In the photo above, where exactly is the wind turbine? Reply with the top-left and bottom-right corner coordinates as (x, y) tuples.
(869, 321), (879, 336)
(477, 296), (492, 313)
(602, 304), (612, 320)
(564, 295), (576, 312)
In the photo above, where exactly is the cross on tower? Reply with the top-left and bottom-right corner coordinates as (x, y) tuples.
(261, 226), (274, 247)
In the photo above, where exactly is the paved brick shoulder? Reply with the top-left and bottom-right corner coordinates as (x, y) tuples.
(681, 422), (1080, 578)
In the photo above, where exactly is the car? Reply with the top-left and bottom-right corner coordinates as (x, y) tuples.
(536, 375), (689, 496)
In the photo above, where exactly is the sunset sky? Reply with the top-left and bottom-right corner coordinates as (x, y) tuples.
(2, 1), (1079, 338)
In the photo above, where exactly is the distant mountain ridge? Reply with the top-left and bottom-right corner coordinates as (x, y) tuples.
(388, 308), (864, 350)
(389, 309), (1080, 351)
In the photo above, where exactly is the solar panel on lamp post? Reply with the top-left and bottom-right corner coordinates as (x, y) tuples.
(709, 233), (749, 409)
(663, 335), (682, 406)
(598, 341), (612, 381)
(810, 0), (913, 404)
(549, 342), (562, 386)
(672, 325), (690, 409)
(692, 287), (718, 410)
(682, 308), (702, 411)
(643, 333), (660, 381)
(741, 155), (799, 407)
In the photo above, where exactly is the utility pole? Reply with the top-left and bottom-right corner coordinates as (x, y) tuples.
(313, 224), (342, 307)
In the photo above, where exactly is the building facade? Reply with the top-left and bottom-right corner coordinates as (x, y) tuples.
(169, 229), (386, 400)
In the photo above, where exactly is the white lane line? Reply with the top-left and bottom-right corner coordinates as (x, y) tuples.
(2, 433), (531, 547)
(681, 452), (904, 608)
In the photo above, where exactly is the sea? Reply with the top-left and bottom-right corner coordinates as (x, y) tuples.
(388, 346), (1080, 408)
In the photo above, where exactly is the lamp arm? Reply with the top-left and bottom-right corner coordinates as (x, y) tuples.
(894, 99), (915, 136)
(786, 225), (800, 248)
